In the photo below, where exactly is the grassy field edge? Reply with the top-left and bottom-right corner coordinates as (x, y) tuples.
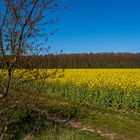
(36, 95), (140, 140)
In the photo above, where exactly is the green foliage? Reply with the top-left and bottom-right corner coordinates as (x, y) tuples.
(46, 82), (140, 112)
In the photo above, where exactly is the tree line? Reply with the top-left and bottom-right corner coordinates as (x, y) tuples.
(1, 53), (140, 69)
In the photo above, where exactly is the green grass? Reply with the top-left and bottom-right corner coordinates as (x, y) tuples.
(33, 122), (106, 140)
(3, 94), (140, 140)
(39, 95), (140, 140)
(5, 101), (106, 140)
(7, 111), (106, 140)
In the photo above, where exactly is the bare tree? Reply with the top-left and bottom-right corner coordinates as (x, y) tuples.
(0, 0), (65, 139)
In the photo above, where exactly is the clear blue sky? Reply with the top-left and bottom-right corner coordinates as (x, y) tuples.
(49, 0), (140, 53)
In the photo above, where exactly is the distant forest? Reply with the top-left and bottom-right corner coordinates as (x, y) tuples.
(1, 53), (140, 68)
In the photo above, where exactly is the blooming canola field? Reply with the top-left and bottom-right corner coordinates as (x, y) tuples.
(1, 69), (140, 111)
(47, 69), (140, 111)
(49, 69), (140, 94)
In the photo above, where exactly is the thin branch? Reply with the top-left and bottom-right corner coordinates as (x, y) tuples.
(0, 0), (10, 31)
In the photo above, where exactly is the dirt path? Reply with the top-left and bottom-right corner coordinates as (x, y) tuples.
(34, 108), (122, 140)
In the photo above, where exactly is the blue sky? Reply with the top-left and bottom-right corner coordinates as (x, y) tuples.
(48, 0), (140, 53)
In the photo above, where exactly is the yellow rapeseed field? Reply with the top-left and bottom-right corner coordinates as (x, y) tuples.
(1, 69), (140, 95)
(1, 69), (140, 110)
(48, 69), (140, 95)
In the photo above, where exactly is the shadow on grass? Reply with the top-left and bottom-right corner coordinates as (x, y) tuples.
(7, 110), (52, 140)
(6, 109), (106, 140)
